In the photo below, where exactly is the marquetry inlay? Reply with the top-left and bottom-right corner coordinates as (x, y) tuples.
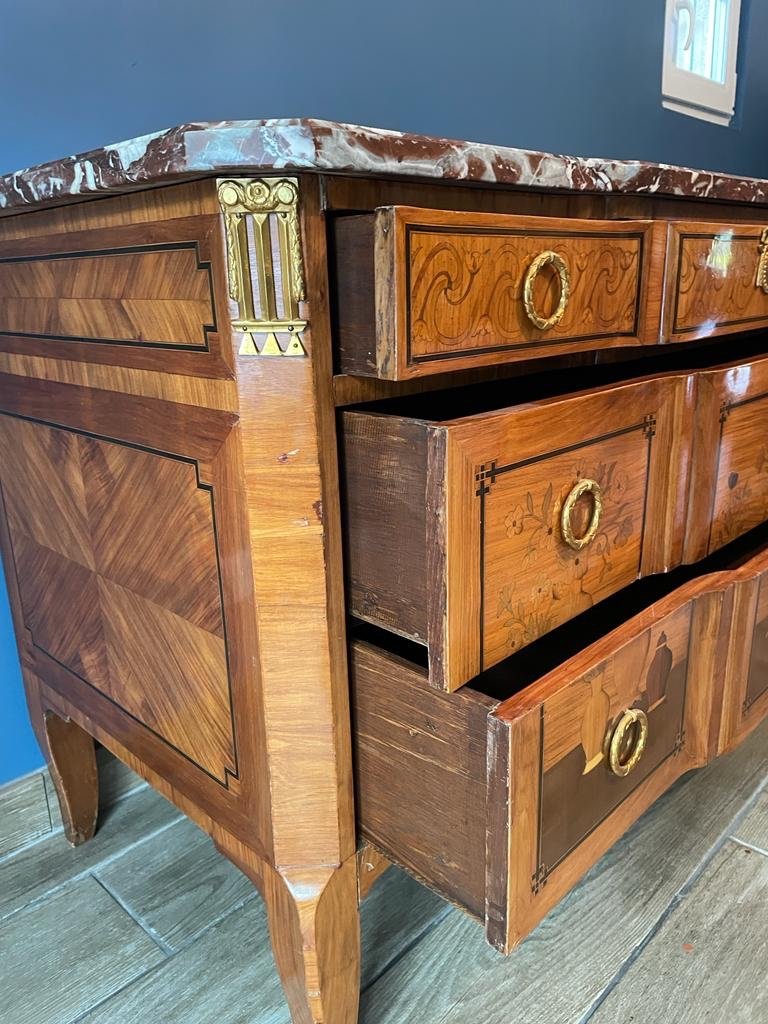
(0, 243), (216, 348)
(0, 415), (237, 784)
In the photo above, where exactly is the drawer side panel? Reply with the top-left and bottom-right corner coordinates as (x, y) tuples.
(351, 641), (491, 916)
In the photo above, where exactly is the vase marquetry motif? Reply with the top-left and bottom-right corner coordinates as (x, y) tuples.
(646, 632), (673, 712)
(580, 673), (611, 775)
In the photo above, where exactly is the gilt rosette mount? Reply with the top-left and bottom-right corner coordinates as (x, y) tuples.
(217, 177), (308, 357)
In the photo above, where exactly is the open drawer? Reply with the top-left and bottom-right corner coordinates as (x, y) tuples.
(333, 207), (666, 379)
(342, 372), (688, 690)
(352, 535), (768, 954)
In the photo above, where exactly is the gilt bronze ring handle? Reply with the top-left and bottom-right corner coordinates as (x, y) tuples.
(561, 478), (602, 551)
(523, 250), (570, 330)
(608, 708), (649, 778)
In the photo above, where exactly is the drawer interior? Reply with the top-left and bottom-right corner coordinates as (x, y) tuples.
(342, 338), (768, 689)
(344, 330), (768, 422)
(353, 518), (768, 704)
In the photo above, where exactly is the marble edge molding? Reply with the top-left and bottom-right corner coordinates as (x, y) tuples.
(2, 117), (768, 214)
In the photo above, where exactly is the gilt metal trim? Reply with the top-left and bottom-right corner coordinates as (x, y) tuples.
(757, 227), (768, 295)
(522, 249), (570, 331)
(217, 178), (307, 357)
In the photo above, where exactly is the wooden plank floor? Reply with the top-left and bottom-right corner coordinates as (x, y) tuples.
(0, 721), (766, 1024)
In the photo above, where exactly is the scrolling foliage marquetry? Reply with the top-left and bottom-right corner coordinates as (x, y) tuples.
(217, 177), (308, 358)
(408, 230), (641, 359)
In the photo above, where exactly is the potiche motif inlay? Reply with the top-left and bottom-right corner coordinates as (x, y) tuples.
(536, 608), (688, 880)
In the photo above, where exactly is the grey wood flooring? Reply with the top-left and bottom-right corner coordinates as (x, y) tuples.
(1, 723), (766, 1024)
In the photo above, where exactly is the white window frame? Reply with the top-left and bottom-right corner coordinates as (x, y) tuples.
(662, 0), (743, 126)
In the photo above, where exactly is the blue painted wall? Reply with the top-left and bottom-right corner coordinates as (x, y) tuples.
(1, 0), (768, 784)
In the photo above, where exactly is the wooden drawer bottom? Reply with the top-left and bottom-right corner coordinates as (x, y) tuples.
(351, 534), (768, 952)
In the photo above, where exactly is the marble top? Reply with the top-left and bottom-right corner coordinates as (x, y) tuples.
(2, 118), (768, 215)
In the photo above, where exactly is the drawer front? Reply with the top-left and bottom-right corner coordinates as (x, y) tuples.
(335, 208), (665, 379)
(718, 546), (768, 753)
(487, 573), (726, 952)
(352, 543), (768, 956)
(664, 221), (768, 343)
(437, 377), (684, 689)
(685, 355), (768, 560)
(344, 376), (686, 691)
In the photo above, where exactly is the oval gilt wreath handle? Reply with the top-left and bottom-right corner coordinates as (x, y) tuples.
(523, 250), (571, 330)
(608, 708), (649, 778)
(560, 478), (602, 550)
(756, 228), (768, 294)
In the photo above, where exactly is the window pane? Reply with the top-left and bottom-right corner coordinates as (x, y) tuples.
(673, 0), (731, 84)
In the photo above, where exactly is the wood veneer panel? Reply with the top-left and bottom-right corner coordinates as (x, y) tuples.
(717, 544), (768, 753)
(686, 354), (768, 561)
(343, 372), (686, 691)
(333, 207), (666, 380)
(322, 173), (768, 224)
(0, 414), (234, 783)
(664, 220), (768, 343)
(0, 183), (233, 379)
(0, 364), (272, 857)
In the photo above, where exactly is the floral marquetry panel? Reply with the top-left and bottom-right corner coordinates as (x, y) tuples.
(0, 414), (236, 784)
(483, 433), (649, 671)
(435, 374), (685, 689)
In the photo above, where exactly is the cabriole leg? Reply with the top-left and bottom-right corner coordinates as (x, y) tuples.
(219, 841), (361, 1024)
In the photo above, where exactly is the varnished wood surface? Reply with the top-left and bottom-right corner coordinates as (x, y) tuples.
(343, 352), (768, 691)
(716, 546), (768, 754)
(0, 414), (235, 783)
(0, 242), (215, 346)
(352, 537), (768, 955)
(334, 207), (666, 380)
(0, 184), (234, 379)
(344, 372), (687, 690)
(664, 219), (768, 343)
(0, 173), (359, 1023)
(322, 172), (768, 222)
(489, 571), (727, 951)
(691, 354), (768, 557)
(3, 167), (768, 1024)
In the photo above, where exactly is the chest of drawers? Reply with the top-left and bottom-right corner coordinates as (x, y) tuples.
(1, 119), (768, 1024)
